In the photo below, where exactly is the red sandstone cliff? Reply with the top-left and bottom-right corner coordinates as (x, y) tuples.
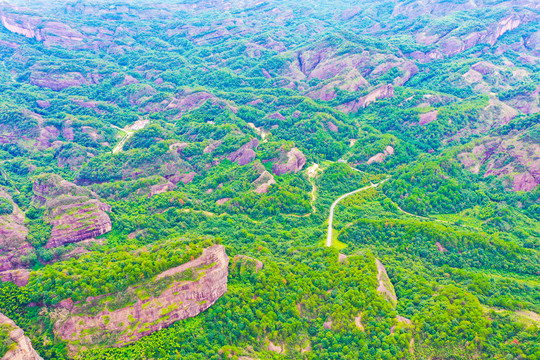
(54, 245), (229, 349)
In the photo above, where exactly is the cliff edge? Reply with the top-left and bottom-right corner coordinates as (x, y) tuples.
(54, 244), (229, 349)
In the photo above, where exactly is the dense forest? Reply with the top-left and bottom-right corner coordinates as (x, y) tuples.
(0, 0), (538, 359)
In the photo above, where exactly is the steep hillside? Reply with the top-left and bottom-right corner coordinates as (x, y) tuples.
(55, 244), (228, 351)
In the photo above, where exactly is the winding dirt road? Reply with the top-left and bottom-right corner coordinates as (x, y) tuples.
(326, 178), (390, 247)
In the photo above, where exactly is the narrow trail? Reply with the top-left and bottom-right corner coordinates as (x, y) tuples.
(325, 173), (450, 247)
(111, 124), (133, 154)
(111, 120), (149, 154)
(393, 203), (450, 224)
(326, 178), (390, 247)
(306, 163), (319, 214)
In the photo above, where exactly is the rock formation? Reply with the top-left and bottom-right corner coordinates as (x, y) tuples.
(54, 245), (229, 348)
(375, 259), (397, 307)
(418, 111), (438, 126)
(0, 269), (30, 287)
(0, 192), (32, 272)
(252, 171), (276, 194)
(340, 84), (394, 113)
(367, 146), (394, 165)
(272, 148), (306, 176)
(0, 312), (43, 360)
(0, 11), (84, 48)
(216, 198), (231, 205)
(227, 139), (259, 166)
(459, 132), (540, 192)
(32, 174), (112, 248)
(148, 181), (175, 197)
(30, 71), (99, 91)
(168, 171), (196, 185)
(233, 255), (264, 273)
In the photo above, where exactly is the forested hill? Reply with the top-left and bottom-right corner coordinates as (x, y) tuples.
(0, 0), (538, 359)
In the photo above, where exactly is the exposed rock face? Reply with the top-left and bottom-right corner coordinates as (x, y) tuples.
(148, 181), (175, 197)
(55, 245), (229, 348)
(216, 198), (231, 205)
(0, 269), (30, 287)
(168, 171), (196, 185)
(487, 15), (522, 46)
(327, 122), (338, 132)
(252, 171), (276, 194)
(36, 100), (51, 109)
(32, 174), (112, 248)
(375, 259), (397, 306)
(227, 139), (259, 166)
(45, 199), (112, 249)
(272, 148), (306, 176)
(0, 13), (40, 39)
(0, 312), (43, 360)
(367, 146), (394, 165)
(418, 111), (438, 126)
(30, 71), (100, 91)
(0, 11), (84, 48)
(233, 255), (264, 273)
(340, 84), (394, 113)
(0, 192), (32, 272)
(119, 75), (139, 87)
(459, 132), (540, 192)
(203, 140), (222, 154)
(323, 319), (333, 330)
(167, 91), (215, 116)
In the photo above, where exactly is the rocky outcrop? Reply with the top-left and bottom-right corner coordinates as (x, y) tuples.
(418, 111), (438, 126)
(36, 100), (50, 109)
(32, 174), (111, 248)
(216, 198), (231, 205)
(45, 199), (112, 249)
(0, 12), (84, 48)
(375, 259), (397, 307)
(367, 146), (394, 165)
(340, 84), (394, 113)
(252, 171), (276, 194)
(204, 140), (222, 154)
(167, 91), (215, 117)
(227, 139), (259, 166)
(168, 171), (196, 185)
(0, 192), (32, 272)
(0, 312), (43, 360)
(148, 181), (175, 197)
(55, 245), (229, 348)
(272, 148), (306, 176)
(233, 255), (264, 273)
(409, 13), (525, 60)
(0, 269), (30, 287)
(459, 132), (540, 192)
(30, 72), (99, 91)
(0, 13), (40, 39)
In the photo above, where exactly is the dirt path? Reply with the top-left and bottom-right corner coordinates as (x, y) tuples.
(392, 202), (450, 224)
(305, 163), (319, 213)
(111, 119), (149, 154)
(111, 126), (132, 154)
(247, 122), (270, 142)
(326, 178), (390, 247)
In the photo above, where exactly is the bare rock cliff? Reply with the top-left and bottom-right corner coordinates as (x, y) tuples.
(0, 192), (32, 272)
(0, 312), (43, 360)
(227, 139), (259, 166)
(32, 174), (112, 248)
(55, 245), (229, 348)
(272, 148), (306, 176)
(340, 84), (394, 113)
